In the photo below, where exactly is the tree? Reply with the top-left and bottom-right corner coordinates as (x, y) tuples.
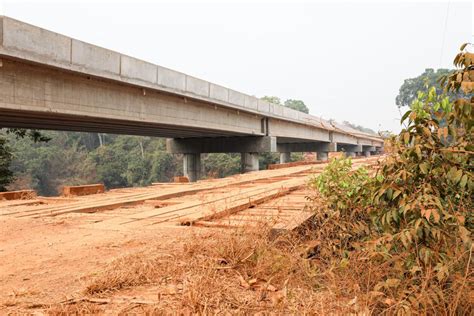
(283, 99), (309, 114)
(202, 153), (240, 178)
(0, 137), (13, 192)
(261, 96), (310, 114)
(260, 95), (282, 105)
(0, 128), (50, 192)
(395, 68), (465, 108)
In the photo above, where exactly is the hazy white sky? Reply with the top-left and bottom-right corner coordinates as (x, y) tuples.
(1, 0), (472, 133)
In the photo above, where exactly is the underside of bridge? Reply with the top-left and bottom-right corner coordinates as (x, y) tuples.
(0, 57), (382, 181)
(0, 16), (384, 181)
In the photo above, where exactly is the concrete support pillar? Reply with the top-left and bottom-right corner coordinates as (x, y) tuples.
(316, 152), (328, 161)
(279, 152), (291, 164)
(183, 153), (201, 182)
(345, 152), (356, 158)
(364, 151), (371, 157)
(241, 153), (259, 173)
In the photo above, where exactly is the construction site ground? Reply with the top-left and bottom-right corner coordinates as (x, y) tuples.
(0, 156), (381, 314)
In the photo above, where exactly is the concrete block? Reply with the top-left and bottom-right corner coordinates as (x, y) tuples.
(297, 112), (312, 122)
(257, 99), (270, 113)
(62, 184), (105, 197)
(228, 89), (245, 107)
(283, 107), (299, 120)
(2, 17), (71, 64)
(273, 104), (284, 116)
(186, 75), (209, 97)
(209, 83), (228, 102)
(0, 189), (36, 200)
(72, 39), (120, 74)
(244, 95), (258, 110)
(157, 66), (186, 91)
(120, 55), (157, 83)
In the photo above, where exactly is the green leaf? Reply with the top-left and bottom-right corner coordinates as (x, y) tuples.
(401, 110), (411, 123)
(392, 190), (401, 200)
(415, 146), (422, 159)
(459, 174), (468, 188)
(419, 162), (429, 174)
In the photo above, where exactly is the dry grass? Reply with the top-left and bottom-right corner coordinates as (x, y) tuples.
(47, 222), (376, 314)
(47, 301), (104, 315)
(45, 217), (472, 315)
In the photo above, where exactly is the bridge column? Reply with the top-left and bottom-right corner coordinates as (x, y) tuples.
(316, 142), (336, 161)
(362, 145), (375, 157)
(338, 144), (362, 158)
(183, 153), (201, 182)
(241, 153), (259, 173)
(316, 152), (328, 161)
(279, 152), (291, 164)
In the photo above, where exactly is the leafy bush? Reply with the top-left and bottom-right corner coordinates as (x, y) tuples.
(309, 44), (473, 314)
(308, 158), (372, 259)
(0, 137), (13, 192)
(312, 157), (371, 212)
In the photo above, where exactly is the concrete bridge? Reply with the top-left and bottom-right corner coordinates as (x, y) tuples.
(0, 16), (383, 181)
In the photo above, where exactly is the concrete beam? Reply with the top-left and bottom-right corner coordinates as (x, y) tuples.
(362, 145), (376, 152)
(0, 59), (263, 138)
(332, 132), (358, 145)
(241, 153), (259, 173)
(276, 142), (336, 153)
(269, 119), (330, 142)
(166, 136), (277, 154)
(338, 144), (363, 153)
(0, 16), (384, 147)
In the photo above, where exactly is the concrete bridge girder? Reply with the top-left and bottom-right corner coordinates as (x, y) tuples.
(0, 16), (385, 182)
